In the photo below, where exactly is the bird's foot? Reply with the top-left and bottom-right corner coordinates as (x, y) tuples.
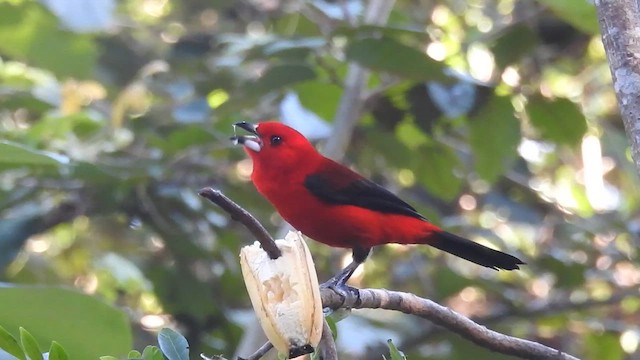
(320, 260), (362, 305)
(320, 277), (359, 305)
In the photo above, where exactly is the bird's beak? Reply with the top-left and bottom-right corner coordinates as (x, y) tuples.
(231, 121), (262, 152)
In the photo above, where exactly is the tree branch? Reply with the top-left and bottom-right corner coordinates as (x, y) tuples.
(319, 319), (338, 360)
(237, 341), (273, 360)
(198, 187), (281, 259)
(368, 287), (640, 357)
(320, 287), (580, 360)
(596, 0), (640, 175)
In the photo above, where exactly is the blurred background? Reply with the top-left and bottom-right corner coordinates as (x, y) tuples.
(0, 0), (639, 359)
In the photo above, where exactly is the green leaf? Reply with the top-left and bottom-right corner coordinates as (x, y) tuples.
(414, 143), (464, 201)
(294, 81), (343, 121)
(469, 96), (520, 183)
(128, 350), (143, 358)
(0, 2), (97, 78)
(0, 141), (69, 167)
(26, 113), (103, 143)
(385, 339), (406, 360)
(584, 332), (624, 360)
(0, 325), (25, 360)
(346, 37), (446, 82)
(157, 328), (189, 360)
(248, 64), (316, 96)
(490, 25), (538, 69)
(99, 357), (120, 360)
(336, 24), (430, 40)
(0, 286), (132, 359)
(260, 37), (326, 57)
(47, 341), (69, 360)
(324, 316), (338, 340)
(538, 0), (599, 35)
(526, 95), (587, 146)
(20, 327), (43, 360)
(538, 255), (586, 288)
(141, 345), (163, 360)
(395, 120), (429, 149)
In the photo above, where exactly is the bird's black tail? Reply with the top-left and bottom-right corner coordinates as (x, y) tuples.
(429, 231), (524, 270)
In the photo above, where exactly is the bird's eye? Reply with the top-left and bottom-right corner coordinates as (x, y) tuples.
(270, 135), (282, 146)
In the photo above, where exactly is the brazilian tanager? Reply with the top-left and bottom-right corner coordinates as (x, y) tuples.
(232, 121), (524, 287)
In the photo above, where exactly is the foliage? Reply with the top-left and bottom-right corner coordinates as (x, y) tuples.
(0, 326), (192, 360)
(0, 286), (131, 358)
(0, 0), (637, 359)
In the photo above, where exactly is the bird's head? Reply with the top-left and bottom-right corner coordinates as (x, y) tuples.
(231, 121), (319, 175)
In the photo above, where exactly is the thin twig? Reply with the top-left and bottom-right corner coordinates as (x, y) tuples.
(320, 287), (580, 360)
(237, 342), (273, 360)
(198, 187), (282, 259)
(319, 319), (338, 360)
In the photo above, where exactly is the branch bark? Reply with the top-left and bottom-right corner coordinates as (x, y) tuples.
(596, 0), (640, 175)
(321, 287), (580, 360)
(366, 287), (640, 358)
(198, 187), (281, 259)
(318, 319), (338, 360)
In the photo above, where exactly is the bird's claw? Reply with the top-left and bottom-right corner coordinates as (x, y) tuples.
(320, 279), (358, 305)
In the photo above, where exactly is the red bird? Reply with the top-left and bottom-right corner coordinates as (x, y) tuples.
(232, 121), (524, 288)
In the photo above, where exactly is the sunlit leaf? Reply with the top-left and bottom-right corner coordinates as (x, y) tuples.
(526, 95), (587, 146)
(0, 325), (25, 360)
(384, 339), (406, 360)
(47, 341), (69, 360)
(469, 96), (520, 183)
(20, 327), (43, 360)
(294, 81), (343, 121)
(142, 345), (163, 360)
(0, 286), (132, 359)
(395, 120), (429, 149)
(127, 350), (142, 358)
(345, 37), (447, 82)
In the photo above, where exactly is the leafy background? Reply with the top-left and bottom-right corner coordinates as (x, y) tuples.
(0, 0), (638, 359)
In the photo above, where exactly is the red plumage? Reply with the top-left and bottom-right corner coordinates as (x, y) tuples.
(233, 121), (523, 283)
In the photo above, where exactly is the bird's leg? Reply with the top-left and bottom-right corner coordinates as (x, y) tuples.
(321, 247), (371, 300)
(322, 261), (361, 288)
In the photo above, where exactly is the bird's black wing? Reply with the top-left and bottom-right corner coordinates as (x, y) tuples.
(304, 171), (427, 221)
